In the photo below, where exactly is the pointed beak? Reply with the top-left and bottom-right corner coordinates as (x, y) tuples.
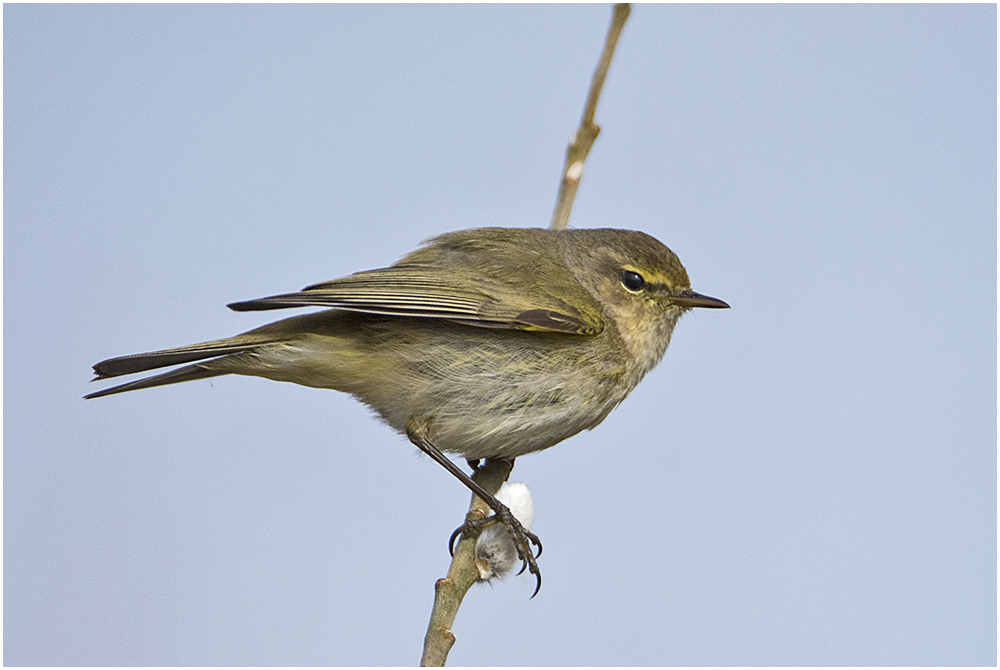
(670, 289), (730, 309)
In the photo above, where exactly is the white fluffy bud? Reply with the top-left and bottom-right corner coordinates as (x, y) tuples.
(474, 482), (534, 582)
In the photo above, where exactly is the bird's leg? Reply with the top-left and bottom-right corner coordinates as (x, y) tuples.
(406, 420), (543, 597)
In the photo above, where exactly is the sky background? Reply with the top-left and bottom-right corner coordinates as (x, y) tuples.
(4, 4), (996, 666)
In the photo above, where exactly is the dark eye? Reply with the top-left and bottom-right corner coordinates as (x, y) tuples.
(621, 270), (645, 291)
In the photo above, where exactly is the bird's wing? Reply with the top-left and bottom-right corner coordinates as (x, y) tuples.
(227, 265), (602, 335)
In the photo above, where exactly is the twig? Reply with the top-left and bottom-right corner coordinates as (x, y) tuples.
(419, 459), (513, 667)
(418, 5), (632, 665)
(549, 3), (631, 231)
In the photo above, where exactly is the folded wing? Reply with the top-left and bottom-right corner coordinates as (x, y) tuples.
(227, 265), (603, 336)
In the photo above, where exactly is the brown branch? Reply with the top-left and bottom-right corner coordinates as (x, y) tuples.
(419, 6), (633, 665)
(550, 3), (631, 231)
(419, 459), (513, 667)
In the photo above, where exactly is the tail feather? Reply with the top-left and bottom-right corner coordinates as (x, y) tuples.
(86, 311), (341, 400)
(85, 363), (229, 399)
(92, 342), (258, 379)
(86, 332), (285, 399)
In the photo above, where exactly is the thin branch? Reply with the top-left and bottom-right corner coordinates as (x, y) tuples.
(419, 459), (513, 667)
(550, 3), (631, 231)
(419, 6), (632, 665)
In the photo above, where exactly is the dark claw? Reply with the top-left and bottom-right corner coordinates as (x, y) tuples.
(448, 526), (462, 557)
(403, 426), (543, 596)
(447, 505), (543, 597)
(448, 513), (495, 556)
(483, 501), (543, 597)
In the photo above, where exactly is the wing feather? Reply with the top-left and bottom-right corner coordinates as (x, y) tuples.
(228, 265), (602, 335)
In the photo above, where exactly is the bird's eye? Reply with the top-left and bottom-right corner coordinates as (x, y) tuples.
(621, 270), (645, 292)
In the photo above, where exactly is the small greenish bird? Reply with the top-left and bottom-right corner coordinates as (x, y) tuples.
(87, 227), (728, 594)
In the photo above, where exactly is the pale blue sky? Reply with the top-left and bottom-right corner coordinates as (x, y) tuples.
(5, 4), (996, 666)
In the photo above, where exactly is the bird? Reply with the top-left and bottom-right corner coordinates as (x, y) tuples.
(86, 226), (729, 595)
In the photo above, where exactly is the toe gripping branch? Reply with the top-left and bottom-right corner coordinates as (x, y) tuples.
(406, 422), (543, 597)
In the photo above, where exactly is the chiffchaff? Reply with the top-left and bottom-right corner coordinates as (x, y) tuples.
(87, 227), (728, 593)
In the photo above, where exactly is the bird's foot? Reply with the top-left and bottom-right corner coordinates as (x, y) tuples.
(449, 500), (543, 597)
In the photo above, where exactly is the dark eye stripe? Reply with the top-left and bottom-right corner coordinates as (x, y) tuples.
(621, 270), (645, 291)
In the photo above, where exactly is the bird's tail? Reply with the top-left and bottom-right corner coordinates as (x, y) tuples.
(85, 335), (279, 399)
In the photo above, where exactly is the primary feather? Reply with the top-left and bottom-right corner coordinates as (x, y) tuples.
(227, 229), (603, 335)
